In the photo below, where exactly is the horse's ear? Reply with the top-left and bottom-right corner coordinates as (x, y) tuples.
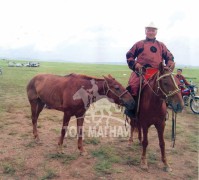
(158, 62), (164, 73)
(108, 74), (113, 79)
(103, 75), (108, 80)
(169, 62), (175, 71)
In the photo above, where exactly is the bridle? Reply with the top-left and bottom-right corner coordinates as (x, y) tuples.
(156, 71), (180, 98)
(147, 71), (180, 99)
(103, 79), (129, 100)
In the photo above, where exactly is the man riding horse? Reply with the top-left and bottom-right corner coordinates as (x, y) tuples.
(125, 22), (175, 117)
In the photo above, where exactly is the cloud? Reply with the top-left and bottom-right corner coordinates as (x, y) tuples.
(168, 12), (186, 28)
(0, 0), (198, 66)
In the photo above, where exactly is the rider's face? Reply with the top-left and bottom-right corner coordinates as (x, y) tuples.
(145, 28), (157, 39)
(177, 70), (182, 75)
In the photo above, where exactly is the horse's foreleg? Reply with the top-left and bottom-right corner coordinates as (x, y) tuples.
(140, 126), (148, 170)
(155, 122), (172, 172)
(58, 112), (70, 153)
(128, 118), (134, 146)
(138, 123), (142, 145)
(77, 117), (86, 155)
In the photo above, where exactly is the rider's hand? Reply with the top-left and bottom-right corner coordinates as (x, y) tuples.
(135, 63), (143, 71)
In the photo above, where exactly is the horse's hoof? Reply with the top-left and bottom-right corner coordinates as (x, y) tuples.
(35, 136), (39, 140)
(163, 166), (172, 172)
(34, 136), (40, 141)
(128, 141), (133, 147)
(58, 150), (64, 154)
(140, 160), (148, 171)
(140, 164), (148, 171)
(57, 145), (64, 154)
(80, 151), (88, 156)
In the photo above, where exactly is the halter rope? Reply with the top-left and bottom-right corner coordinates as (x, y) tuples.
(103, 79), (128, 99)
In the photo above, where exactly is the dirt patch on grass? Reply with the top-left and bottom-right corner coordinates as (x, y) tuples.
(0, 104), (198, 179)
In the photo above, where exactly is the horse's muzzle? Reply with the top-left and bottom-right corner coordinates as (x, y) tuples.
(123, 99), (135, 110)
(171, 102), (184, 113)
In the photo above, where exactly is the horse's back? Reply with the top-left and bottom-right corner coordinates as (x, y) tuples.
(27, 74), (70, 100)
(29, 73), (73, 85)
(27, 74), (62, 89)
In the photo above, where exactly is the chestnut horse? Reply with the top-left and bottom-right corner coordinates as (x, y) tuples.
(27, 73), (135, 154)
(128, 63), (184, 172)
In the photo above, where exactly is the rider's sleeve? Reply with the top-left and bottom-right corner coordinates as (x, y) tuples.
(161, 42), (174, 67)
(126, 41), (144, 70)
(126, 46), (136, 70)
(182, 75), (190, 86)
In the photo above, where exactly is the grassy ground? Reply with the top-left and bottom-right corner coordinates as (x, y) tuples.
(0, 60), (198, 179)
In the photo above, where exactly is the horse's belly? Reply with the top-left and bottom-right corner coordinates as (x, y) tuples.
(36, 87), (64, 109)
(139, 105), (166, 122)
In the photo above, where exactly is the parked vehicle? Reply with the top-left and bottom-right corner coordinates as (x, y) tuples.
(30, 62), (39, 67)
(25, 62), (40, 67)
(180, 80), (199, 114)
(8, 62), (15, 67)
(16, 63), (23, 67)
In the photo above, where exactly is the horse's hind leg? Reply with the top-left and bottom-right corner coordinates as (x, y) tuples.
(58, 112), (70, 153)
(30, 99), (44, 140)
(128, 119), (142, 146)
(155, 122), (172, 172)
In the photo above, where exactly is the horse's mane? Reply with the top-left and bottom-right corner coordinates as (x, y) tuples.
(64, 73), (104, 81)
(142, 67), (173, 91)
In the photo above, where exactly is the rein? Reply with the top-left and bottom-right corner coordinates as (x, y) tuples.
(146, 71), (180, 99)
(171, 110), (177, 148)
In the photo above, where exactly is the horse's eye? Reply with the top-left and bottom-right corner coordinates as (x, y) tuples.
(114, 85), (120, 91)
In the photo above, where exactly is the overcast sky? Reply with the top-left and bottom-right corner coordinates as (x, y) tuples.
(0, 0), (198, 66)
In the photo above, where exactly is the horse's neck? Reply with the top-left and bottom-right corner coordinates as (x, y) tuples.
(143, 73), (162, 104)
(95, 80), (108, 99)
(97, 81), (116, 104)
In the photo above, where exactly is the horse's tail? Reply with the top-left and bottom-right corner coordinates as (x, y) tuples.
(26, 76), (38, 101)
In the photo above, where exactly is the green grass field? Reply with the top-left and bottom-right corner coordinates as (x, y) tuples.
(0, 60), (131, 93)
(0, 59), (198, 89)
(0, 59), (198, 114)
(0, 59), (198, 179)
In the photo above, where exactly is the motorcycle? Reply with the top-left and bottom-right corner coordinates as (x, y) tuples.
(180, 80), (199, 114)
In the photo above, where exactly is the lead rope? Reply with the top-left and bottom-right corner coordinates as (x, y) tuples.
(125, 68), (143, 131)
(125, 115), (129, 131)
(171, 110), (177, 148)
(136, 68), (143, 118)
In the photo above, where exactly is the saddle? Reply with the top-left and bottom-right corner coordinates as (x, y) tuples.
(125, 68), (159, 119)
(126, 68), (158, 94)
(144, 67), (158, 81)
